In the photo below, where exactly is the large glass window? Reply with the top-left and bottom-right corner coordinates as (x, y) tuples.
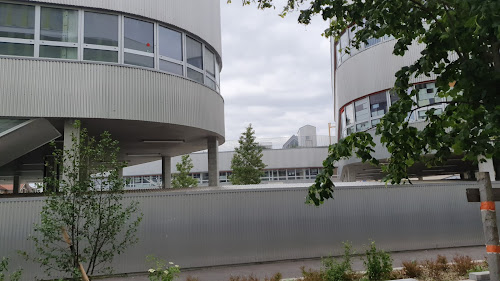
(365, 37), (381, 48)
(159, 26), (182, 61)
(186, 36), (202, 69)
(0, 42), (33, 56)
(0, 3), (35, 39)
(124, 17), (154, 53)
(40, 7), (78, 42)
(355, 98), (370, 122)
(187, 68), (203, 83)
(370, 92), (387, 117)
(84, 12), (118, 46)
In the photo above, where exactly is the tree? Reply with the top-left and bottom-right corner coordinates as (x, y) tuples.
(171, 155), (198, 188)
(230, 124), (267, 185)
(233, 0), (500, 205)
(26, 121), (143, 278)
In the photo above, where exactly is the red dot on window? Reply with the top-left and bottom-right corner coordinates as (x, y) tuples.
(147, 43), (150, 47)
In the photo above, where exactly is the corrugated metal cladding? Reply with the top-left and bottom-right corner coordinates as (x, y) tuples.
(1, 182), (495, 280)
(0, 58), (225, 137)
(26, 0), (222, 56)
(335, 41), (437, 110)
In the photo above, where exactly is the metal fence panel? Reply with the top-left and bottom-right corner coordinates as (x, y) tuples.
(0, 182), (494, 280)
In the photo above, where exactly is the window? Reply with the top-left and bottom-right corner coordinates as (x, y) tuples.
(365, 37), (381, 48)
(416, 83), (440, 107)
(205, 77), (216, 90)
(345, 104), (354, 126)
(0, 3), (35, 39)
(355, 98), (370, 122)
(40, 45), (77, 59)
(159, 26), (182, 61)
(389, 90), (399, 106)
(84, 12), (118, 46)
(187, 67), (203, 83)
(340, 32), (349, 63)
(124, 17), (153, 53)
(205, 48), (215, 77)
(83, 12), (119, 63)
(370, 92), (387, 117)
(186, 36), (202, 69)
(160, 60), (183, 76)
(124, 52), (154, 68)
(40, 7), (78, 42)
(0, 42), (33, 56)
(84, 49), (118, 63)
(356, 121), (370, 132)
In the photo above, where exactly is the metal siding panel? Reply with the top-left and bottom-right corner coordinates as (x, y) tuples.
(0, 58), (225, 137)
(24, 0), (222, 57)
(1, 182), (495, 280)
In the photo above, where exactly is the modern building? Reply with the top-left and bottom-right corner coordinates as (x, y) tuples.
(123, 126), (332, 188)
(331, 29), (497, 181)
(123, 146), (330, 188)
(0, 0), (225, 192)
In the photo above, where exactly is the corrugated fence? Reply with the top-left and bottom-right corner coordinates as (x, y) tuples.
(0, 182), (496, 280)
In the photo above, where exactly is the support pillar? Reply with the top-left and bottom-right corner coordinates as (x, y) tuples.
(13, 175), (20, 194)
(162, 156), (171, 189)
(479, 156), (496, 182)
(478, 172), (500, 281)
(207, 137), (219, 187)
(62, 119), (80, 185)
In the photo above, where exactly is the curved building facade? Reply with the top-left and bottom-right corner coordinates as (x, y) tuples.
(332, 30), (479, 181)
(0, 0), (224, 189)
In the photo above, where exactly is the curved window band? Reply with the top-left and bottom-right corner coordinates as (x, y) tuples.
(0, 1), (221, 92)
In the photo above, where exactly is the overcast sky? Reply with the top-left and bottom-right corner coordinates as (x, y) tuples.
(220, 2), (334, 141)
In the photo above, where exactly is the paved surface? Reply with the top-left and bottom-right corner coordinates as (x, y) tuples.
(102, 246), (485, 281)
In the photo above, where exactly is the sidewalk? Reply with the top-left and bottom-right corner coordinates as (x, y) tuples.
(102, 246), (485, 281)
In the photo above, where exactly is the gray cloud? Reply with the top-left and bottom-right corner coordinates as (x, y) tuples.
(220, 2), (334, 140)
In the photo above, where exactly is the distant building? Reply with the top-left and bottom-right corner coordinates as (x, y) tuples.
(283, 125), (318, 149)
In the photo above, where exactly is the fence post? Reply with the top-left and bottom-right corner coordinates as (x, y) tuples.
(478, 172), (500, 281)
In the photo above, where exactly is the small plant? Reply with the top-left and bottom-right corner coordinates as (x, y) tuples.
(436, 255), (449, 271)
(323, 242), (354, 281)
(301, 266), (324, 281)
(402, 260), (422, 278)
(147, 256), (180, 281)
(452, 255), (474, 276)
(388, 269), (405, 280)
(228, 275), (260, 281)
(0, 257), (22, 281)
(467, 263), (488, 274)
(264, 273), (282, 281)
(185, 276), (199, 281)
(363, 242), (393, 281)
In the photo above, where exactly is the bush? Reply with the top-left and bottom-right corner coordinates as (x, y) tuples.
(323, 242), (354, 281)
(402, 260), (422, 278)
(423, 255), (448, 281)
(388, 269), (405, 280)
(185, 276), (199, 281)
(147, 256), (180, 281)
(452, 255), (474, 276)
(229, 275), (259, 281)
(363, 242), (393, 281)
(301, 266), (324, 281)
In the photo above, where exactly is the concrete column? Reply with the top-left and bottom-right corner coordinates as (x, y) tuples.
(162, 156), (171, 189)
(346, 167), (357, 182)
(207, 137), (219, 187)
(478, 156), (496, 182)
(61, 120), (81, 189)
(12, 175), (20, 194)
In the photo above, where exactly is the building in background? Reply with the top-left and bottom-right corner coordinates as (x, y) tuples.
(123, 126), (333, 188)
(0, 0), (224, 193)
(331, 28), (496, 181)
(283, 125), (317, 149)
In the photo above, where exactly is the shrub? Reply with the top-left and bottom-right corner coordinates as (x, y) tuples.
(452, 255), (474, 276)
(402, 260), (422, 278)
(363, 242), (393, 281)
(323, 242), (354, 281)
(388, 269), (405, 280)
(185, 276), (199, 281)
(228, 275), (259, 281)
(436, 255), (449, 271)
(0, 257), (22, 281)
(423, 257), (447, 280)
(301, 266), (324, 281)
(264, 273), (282, 281)
(147, 256), (180, 281)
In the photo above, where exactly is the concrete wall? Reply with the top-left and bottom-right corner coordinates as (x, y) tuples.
(0, 182), (496, 280)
